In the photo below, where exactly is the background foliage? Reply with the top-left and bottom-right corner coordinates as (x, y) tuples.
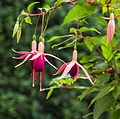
(0, 0), (120, 119)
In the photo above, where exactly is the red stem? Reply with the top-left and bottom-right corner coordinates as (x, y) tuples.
(28, 0), (77, 17)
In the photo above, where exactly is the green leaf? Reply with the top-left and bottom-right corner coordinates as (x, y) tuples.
(50, 75), (74, 86)
(46, 87), (55, 99)
(17, 27), (21, 43)
(51, 36), (74, 49)
(54, 0), (65, 6)
(95, 73), (111, 86)
(70, 28), (77, 34)
(63, 2), (95, 25)
(83, 63), (94, 69)
(101, 36), (113, 61)
(110, 109), (120, 119)
(79, 27), (101, 34)
(78, 87), (99, 101)
(84, 38), (94, 52)
(25, 17), (32, 24)
(70, 27), (101, 34)
(80, 56), (98, 64)
(93, 62), (108, 70)
(27, 2), (40, 13)
(12, 21), (19, 37)
(93, 93), (115, 119)
(89, 86), (114, 108)
(84, 36), (100, 52)
(43, 5), (51, 12)
(47, 35), (73, 42)
(112, 85), (120, 99)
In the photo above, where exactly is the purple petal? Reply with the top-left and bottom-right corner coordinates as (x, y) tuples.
(33, 55), (45, 72)
(54, 63), (67, 75)
(76, 62), (94, 85)
(70, 64), (79, 80)
(60, 61), (75, 79)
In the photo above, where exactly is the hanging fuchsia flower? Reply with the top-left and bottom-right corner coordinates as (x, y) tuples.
(87, 0), (94, 3)
(107, 13), (115, 44)
(13, 41), (65, 91)
(30, 42), (65, 91)
(13, 40), (38, 87)
(13, 40), (37, 68)
(54, 50), (94, 85)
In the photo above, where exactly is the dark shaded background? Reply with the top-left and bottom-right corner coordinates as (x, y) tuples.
(0, 0), (98, 119)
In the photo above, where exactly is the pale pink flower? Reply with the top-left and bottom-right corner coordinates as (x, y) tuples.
(54, 50), (94, 85)
(87, 0), (94, 3)
(107, 13), (115, 44)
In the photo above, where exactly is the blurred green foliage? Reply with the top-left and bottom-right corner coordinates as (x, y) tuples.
(1, 0), (120, 119)
(0, 0), (93, 119)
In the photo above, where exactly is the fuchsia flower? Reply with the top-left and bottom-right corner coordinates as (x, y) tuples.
(87, 0), (94, 3)
(13, 41), (65, 91)
(54, 50), (94, 85)
(13, 40), (37, 68)
(30, 42), (65, 91)
(107, 13), (115, 44)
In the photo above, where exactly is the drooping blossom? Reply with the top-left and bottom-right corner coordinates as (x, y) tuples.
(107, 13), (115, 44)
(30, 42), (65, 91)
(13, 41), (65, 91)
(86, 0), (94, 3)
(54, 50), (94, 85)
(13, 40), (37, 67)
(13, 40), (38, 87)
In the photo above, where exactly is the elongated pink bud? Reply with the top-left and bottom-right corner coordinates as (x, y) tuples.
(107, 13), (115, 44)
(32, 40), (37, 51)
(87, 0), (94, 3)
(38, 42), (45, 53)
(72, 50), (77, 61)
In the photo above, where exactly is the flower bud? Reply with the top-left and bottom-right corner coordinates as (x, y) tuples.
(86, 0), (94, 3)
(107, 13), (115, 44)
